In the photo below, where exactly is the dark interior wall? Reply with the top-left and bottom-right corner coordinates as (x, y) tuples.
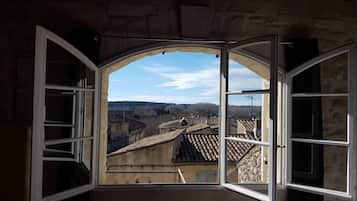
(2, 0), (357, 201)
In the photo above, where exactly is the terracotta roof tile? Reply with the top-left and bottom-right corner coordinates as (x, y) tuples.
(175, 127), (257, 163)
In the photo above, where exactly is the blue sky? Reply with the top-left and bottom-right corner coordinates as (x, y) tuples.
(108, 51), (264, 105)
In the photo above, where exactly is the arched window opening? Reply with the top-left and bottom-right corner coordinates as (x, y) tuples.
(98, 46), (276, 188)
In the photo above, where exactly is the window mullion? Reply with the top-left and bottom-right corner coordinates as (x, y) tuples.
(219, 48), (228, 185)
(347, 46), (357, 199)
(268, 35), (279, 201)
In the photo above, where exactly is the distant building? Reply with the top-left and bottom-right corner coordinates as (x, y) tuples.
(107, 113), (146, 153)
(158, 117), (189, 134)
(104, 120), (262, 184)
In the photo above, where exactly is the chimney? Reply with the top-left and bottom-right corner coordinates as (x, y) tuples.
(237, 120), (246, 134)
(253, 119), (261, 139)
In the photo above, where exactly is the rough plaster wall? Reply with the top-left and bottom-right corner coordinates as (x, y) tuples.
(237, 146), (262, 183)
(3, 0), (357, 127)
(104, 164), (219, 184)
(3, 0), (357, 200)
(107, 143), (172, 166)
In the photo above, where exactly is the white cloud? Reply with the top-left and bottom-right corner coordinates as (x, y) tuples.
(228, 67), (264, 91)
(143, 62), (264, 97)
(109, 78), (121, 83)
(109, 60), (265, 104)
(143, 64), (219, 97)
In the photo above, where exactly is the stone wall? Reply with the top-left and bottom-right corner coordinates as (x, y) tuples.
(237, 146), (262, 183)
(320, 50), (348, 201)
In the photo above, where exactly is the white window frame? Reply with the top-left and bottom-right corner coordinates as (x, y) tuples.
(31, 26), (100, 201)
(285, 44), (357, 200)
(219, 35), (279, 201)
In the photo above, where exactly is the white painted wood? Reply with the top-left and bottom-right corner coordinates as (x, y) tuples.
(291, 93), (348, 97)
(226, 89), (270, 95)
(220, 36), (279, 201)
(31, 26), (99, 201)
(40, 26), (97, 71)
(43, 184), (93, 201)
(290, 138), (349, 146)
(286, 43), (356, 199)
(44, 123), (74, 128)
(31, 25), (47, 201)
(286, 183), (352, 199)
(347, 46), (357, 200)
(45, 84), (95, 92)
(92, 68), (100, 187)
(286, 77), (292, 184)
(44, 148), (73, 154)
(222, 183), (270, 201)
(287, 44), (353, 78)
(45, 136), (94, 145)
(43, 157), (77, 162)
(269, 35), (279, 201)
(219, 49), (228, 185)
(225, 35), (273, 50)
(44, 120), (71, 124)
(225, 137), (270, 146)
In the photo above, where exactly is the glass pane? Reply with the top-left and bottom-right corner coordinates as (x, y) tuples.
(46, 40), (95, 88)
(43, 140), (93, 197)
(292, 96), (347, 141)
(291, 142), (347, 192)
(45, 89), (74, 124)
(45, 126), (72, 141)
(45, 90), (94, 138)
(227, 94), (269, 143)
(225, 140), (269, 195)
(228, 42), (270, 92)
(292, 53), (347, 93)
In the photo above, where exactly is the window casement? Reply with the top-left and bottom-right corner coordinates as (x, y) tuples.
(219, 36), (279, 201)
(285, 44), (357, 200)
(31, 26), (99, 201)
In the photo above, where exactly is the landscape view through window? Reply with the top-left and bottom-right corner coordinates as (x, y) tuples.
(105, 51), (268, 185)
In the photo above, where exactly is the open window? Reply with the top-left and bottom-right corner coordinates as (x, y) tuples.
(31, 25), (357, 201)
(31, 26), (99, 201)
(219, 36), (280, 201)
(286, 44), (357, 200)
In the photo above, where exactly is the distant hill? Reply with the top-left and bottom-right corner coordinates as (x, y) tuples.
(108, 101), (261, 119)
(109, 101), (174, 111)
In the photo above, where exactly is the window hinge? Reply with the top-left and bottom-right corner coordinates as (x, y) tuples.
(277, 145), (286, 148)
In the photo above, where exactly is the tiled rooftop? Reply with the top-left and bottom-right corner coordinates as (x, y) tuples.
(174, 126), (257, 163)
(108, 120), (259, 164)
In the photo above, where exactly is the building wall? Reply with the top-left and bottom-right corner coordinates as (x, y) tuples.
(104, 164), (221, 184)
(237, 146), (262, 184)
(107, 141), (177, 167)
